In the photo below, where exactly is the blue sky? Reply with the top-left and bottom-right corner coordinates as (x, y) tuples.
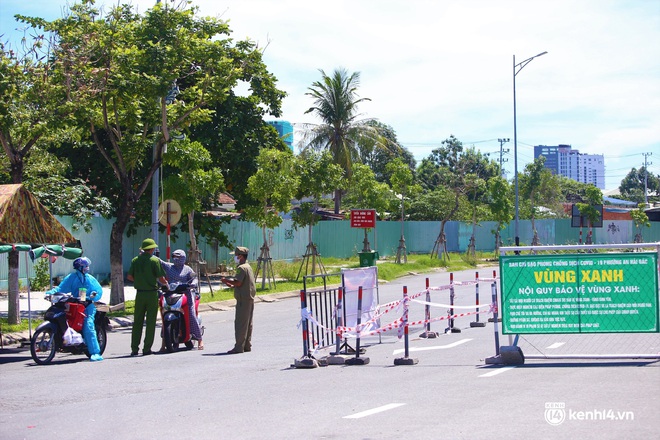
(2, 0), (659, 190)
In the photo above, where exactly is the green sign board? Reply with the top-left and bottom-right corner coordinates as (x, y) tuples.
(499, 252), (659, 334)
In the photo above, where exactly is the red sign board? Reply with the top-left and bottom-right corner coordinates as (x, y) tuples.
(350, 209), (376, 228)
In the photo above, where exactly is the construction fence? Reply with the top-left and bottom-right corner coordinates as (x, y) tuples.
(1, 216), (660, 290)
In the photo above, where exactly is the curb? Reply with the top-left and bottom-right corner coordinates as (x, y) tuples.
(1, 289), (302, 348)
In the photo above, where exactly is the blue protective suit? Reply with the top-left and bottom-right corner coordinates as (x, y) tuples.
(46, 270), (104, 355)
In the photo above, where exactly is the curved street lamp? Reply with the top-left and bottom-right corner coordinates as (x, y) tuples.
(513, 51), (547, 248)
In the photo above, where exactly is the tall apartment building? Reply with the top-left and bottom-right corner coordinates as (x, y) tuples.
(534, 144), (605, 189)
(267, 120), (294, 152)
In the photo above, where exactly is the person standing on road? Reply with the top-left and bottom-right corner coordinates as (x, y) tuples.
(46, 257), (105, 362)
(127, 238), (167, 356)
(220, 246), (255, 354)
(158, 249), (204, 350)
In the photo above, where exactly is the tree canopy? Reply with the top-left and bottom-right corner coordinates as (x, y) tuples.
(21, 0), (285, 304)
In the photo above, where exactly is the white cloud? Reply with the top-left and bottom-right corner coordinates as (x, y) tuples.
(3, 0), (659, 189)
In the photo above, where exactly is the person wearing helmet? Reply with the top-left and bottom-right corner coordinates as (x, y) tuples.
(46, 257), (105, 361)
(158, 249), (204, 350)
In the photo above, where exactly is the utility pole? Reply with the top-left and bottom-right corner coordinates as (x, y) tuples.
(643, 152), (653, 207)
(497, 138), (510, 177)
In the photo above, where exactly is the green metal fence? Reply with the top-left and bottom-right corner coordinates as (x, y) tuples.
(1, 217), (659, 289)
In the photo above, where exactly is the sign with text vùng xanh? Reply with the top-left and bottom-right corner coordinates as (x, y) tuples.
(500, 253), (659, 334)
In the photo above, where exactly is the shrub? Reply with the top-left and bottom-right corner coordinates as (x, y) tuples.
(29, 259), (51, 291)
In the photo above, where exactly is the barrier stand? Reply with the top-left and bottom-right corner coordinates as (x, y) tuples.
(294, 289), (318, 369)
(445, 273), (461, 333)
(327, 287), (351, 365)
(345, 286), (370, 366)
(470, 271), (486, 328)
(419, 277), (439, 338)
(485, 279), (524, 365)
(395, 286), (419, 365)
(488, 270), (502, 322)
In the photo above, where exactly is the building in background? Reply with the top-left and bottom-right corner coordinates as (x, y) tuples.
(267, 120), (294, 152)
(534, 144), (605, 189)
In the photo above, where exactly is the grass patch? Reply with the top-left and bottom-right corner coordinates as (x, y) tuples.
(0, 317), (36, 333)
(91, 252), (498, 319)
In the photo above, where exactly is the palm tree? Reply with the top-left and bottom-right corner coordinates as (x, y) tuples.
(300, 68), (385, 213)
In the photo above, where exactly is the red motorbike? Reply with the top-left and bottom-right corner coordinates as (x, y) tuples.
(159, 282), (202, 352)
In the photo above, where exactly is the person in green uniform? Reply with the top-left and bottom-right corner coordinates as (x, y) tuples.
(127, 238), (167, 356)
(221, 246), (256, 354)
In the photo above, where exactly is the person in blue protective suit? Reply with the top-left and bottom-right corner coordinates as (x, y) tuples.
(46, 257), (105, 362)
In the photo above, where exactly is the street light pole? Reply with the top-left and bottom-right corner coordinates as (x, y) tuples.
(151, 0), (162, 244)
(513, 51), (547, 248)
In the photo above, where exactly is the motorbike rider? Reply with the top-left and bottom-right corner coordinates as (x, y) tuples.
(158, 249), (204, 350)
(45, 257), (105, 362)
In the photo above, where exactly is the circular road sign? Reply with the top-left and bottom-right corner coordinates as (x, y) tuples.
(158, 199), (182, 226)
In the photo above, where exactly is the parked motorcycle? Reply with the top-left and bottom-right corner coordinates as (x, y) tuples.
(159, 282), (203, 352)
(30, 293), (109, 365)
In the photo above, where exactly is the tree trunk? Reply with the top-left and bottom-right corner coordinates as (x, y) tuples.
(7, 251), (20, 325)
(187, 211), (200, 275)
(468, 205), (477, 257)
(7, 155), (25, 324)
(432, 192), (459, 260)
(333, 188), (342, 214)
(109, 191), (135, 306)
(494, 221), (502, 255)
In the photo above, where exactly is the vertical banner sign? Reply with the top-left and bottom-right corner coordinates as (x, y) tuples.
(350, 209), (376, 228)
(500, 253), (659, 334)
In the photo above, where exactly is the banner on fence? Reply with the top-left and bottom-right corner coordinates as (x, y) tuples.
(341, 267), (379, 333)
(500, 252), (659, 334)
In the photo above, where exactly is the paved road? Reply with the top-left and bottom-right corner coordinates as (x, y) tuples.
(1, 268), (658, 440)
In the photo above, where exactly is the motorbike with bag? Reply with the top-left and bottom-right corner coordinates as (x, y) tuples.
(159, 281), (203, 352)
(30, 293), (109, 365)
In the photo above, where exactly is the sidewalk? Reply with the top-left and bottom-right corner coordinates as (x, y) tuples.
(0, 283), (301, 347)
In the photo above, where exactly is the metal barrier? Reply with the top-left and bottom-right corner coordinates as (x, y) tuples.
(295, 272), (500, 368)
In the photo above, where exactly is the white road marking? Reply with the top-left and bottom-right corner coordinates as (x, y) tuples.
(343, 403), (406, 419)
(547, 342), (565, 349)
(479, 366), (517, 377)
(392, 338), (472, 355)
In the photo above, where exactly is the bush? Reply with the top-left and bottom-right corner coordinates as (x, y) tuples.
(29, 259), (51, 291)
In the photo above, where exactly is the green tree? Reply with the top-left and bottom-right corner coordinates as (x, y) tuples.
(161, 138), (224, 269)
(630, 203), (651, 243)
(245, 148), (299, 288)
(292, 150), (344, 279)
(0, 24), (74, 323)
(300, 68), (387, 214)
(36, 0), (282, 304)
(407, 187), (470, 221)
(343, 163), (394, 252)
(417, 136), (486, 260)
(386, 157), (422, 263)
(359, 120), (416, 182)
(619, 166), (660, 204)
(459, 147), (498, 257)
(576, 185), (603, 244)
(519, 156), (561, 245)
(486, 176), (513, 252)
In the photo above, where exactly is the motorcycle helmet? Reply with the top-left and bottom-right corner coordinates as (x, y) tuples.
(73, 257), (91, 273)
(172, 249), (186, 266)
